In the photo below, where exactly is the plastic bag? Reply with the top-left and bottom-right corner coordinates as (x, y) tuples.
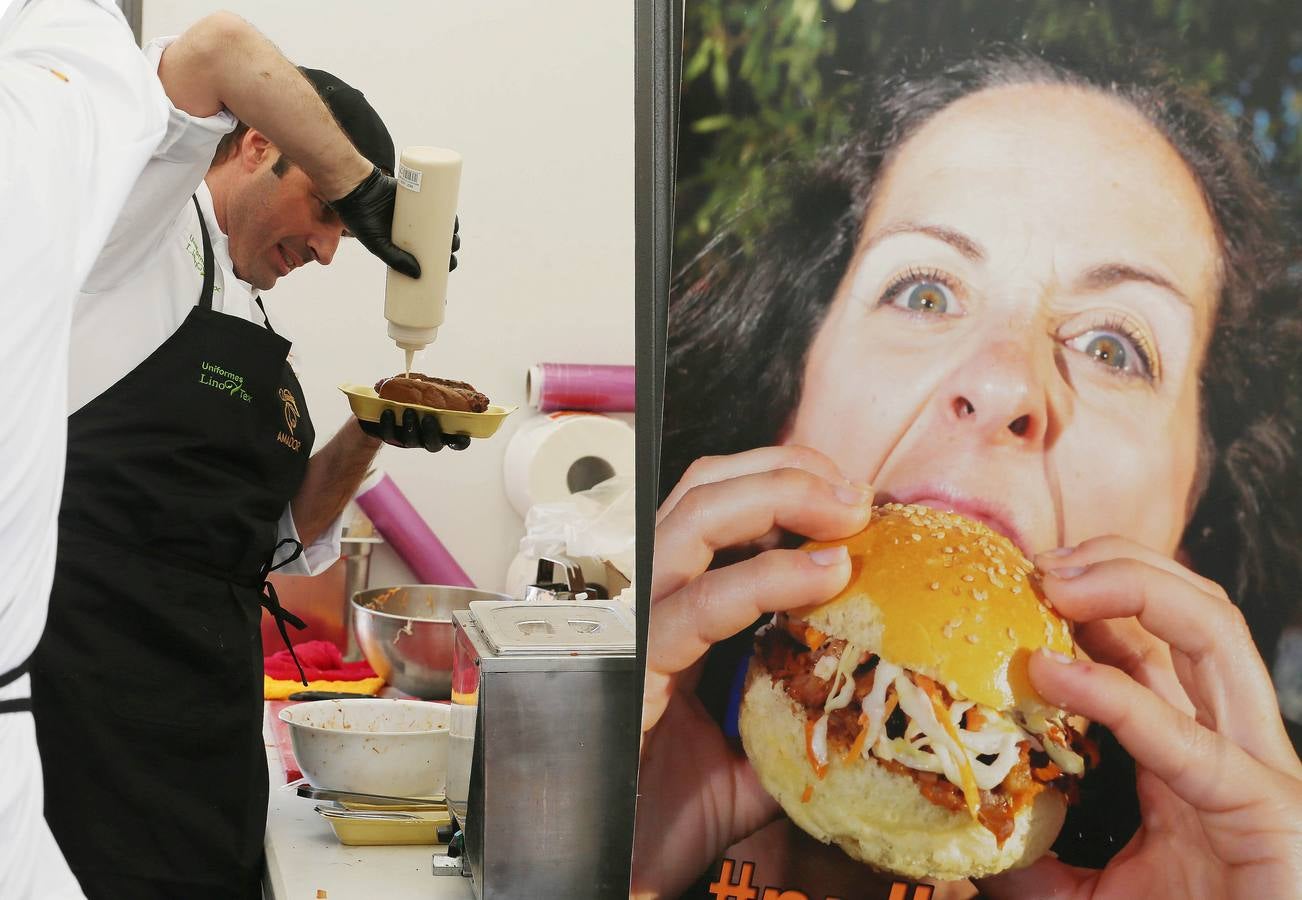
(507, 475), (635, 596)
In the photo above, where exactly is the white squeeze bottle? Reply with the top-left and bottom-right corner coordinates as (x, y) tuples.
(385, 147), (463, 373)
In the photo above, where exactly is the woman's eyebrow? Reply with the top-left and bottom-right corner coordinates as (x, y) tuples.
(1075, 263), (1191, 307)
(863, 221), (985, 261)
(865, 224), (1194, 306)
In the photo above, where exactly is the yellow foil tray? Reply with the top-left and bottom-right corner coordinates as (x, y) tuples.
(340, 383), (516, 439)
(318, 806), (452, 847)
(339, 797), (446, 812)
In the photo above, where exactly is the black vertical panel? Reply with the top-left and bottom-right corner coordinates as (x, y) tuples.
(635, 0), (679, 569)
(630, 0), (679, 887)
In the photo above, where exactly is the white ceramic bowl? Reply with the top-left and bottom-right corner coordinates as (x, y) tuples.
(279, 698), (449, 798)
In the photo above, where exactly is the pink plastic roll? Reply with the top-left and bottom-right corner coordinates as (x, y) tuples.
(354, 472), (475, 587)
(527, 363), (635, 413)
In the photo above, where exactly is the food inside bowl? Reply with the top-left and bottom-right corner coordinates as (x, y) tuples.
(284, 700), (445, 734)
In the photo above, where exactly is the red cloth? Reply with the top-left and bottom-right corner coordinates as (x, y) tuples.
(263, 639), (377, 682)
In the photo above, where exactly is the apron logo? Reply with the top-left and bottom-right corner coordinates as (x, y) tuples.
(186, 234), (204, 275)
(199, 361), (251, 402)
(185, 235), (220, 293)
(279, 388), (300, 435)
(277, 387), (304, 452)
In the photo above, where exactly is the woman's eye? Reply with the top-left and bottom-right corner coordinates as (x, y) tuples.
(1066, 329), (1152, 379)
(885, 279), (959, 316)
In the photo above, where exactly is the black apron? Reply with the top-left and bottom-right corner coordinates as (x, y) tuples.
(32, 198), (314, 899)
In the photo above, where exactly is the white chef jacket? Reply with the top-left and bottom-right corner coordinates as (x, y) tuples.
(67, 37), (343, 577)
(0, 0), (169, 897)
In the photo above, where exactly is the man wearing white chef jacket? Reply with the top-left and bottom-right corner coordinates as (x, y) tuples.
(20, 10), (463, 900)
(0, 3), (167, 896)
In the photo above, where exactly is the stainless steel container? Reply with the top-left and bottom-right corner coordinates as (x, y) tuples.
(449, 601), (637, 899)
(351, 585), (511, 699)
(339, 534), (382, 660)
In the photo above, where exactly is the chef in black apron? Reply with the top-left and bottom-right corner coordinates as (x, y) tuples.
(24, 47), (477, 894)
(31, 202), (314, 898)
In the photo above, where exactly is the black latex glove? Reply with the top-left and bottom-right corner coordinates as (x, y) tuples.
(329, 167), (419, 278)
(330, 167), (462, 276)
(359, 408), (471, 453)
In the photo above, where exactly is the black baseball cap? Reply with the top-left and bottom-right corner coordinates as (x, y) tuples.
(299, 66), (396, 175)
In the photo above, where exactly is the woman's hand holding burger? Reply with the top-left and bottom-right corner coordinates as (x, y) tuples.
(633, 446), (874, 899)
(634, 453), (1302, 900)
(981, 536), (1302, 899)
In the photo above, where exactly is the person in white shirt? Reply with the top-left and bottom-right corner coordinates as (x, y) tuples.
(18, 10), (461, 900)
(1, 3), (168, 896)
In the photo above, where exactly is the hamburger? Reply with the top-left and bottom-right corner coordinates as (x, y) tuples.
(739, 503), (1096, 881)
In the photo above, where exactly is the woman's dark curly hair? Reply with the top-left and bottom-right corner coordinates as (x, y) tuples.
(662, 47), (1302, 664)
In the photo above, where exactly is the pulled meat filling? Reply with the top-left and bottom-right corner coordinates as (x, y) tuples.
(755, 620), (1087, 844)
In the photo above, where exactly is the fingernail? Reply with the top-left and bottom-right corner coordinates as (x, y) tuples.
(1038, 648), (1075, 664)
(808, 546), (850, 567)
(835, 482), (873, 507)
(1046, 566), (1088, 580)
(1040, 546), (1076, 558)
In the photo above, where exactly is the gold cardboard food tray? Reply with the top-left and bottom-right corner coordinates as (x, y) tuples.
(340, 384), (515, 439)
(317, 806), (452, 847)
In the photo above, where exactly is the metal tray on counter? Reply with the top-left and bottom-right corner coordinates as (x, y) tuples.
(315, 804), (453, 846)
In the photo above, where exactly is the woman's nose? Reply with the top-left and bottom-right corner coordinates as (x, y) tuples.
(945, 340), (1051, 446)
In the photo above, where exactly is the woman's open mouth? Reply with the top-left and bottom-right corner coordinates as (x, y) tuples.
(878, 486), (1034, 558)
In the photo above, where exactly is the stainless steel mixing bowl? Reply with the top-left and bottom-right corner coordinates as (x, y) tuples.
(352, 585), (512, 699)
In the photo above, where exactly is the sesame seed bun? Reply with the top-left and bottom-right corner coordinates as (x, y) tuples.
(796, 503), (1074, 716)
(739, 503), (1080, 880)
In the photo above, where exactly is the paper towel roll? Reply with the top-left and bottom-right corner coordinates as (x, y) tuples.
(502, 412), (635, 518)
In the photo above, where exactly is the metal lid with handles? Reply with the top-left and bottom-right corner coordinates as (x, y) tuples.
(523, 554), (605, 603)
(468, 600), (634, 655)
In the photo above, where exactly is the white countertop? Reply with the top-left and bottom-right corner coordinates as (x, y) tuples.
(262, 710), (475, 900)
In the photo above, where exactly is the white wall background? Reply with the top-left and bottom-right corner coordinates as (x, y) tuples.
(142, 1), (635, 592)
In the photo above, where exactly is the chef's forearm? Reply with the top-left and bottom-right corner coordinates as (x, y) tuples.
(156, 12), (371, 198)
(290, 421), (381, 547)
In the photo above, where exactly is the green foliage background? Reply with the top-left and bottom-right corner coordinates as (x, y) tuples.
(675, 0), (1302, 261)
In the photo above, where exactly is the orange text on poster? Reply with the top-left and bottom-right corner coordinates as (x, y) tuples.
(708, 858), (935, 900)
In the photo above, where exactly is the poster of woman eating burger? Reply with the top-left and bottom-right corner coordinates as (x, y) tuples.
(632, 1), (1302, 897)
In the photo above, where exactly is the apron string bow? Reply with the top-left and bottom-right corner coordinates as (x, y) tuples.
(259, 538), (309, 685)
(0, 651), (33, 690)
(0, 651), (34, 716)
